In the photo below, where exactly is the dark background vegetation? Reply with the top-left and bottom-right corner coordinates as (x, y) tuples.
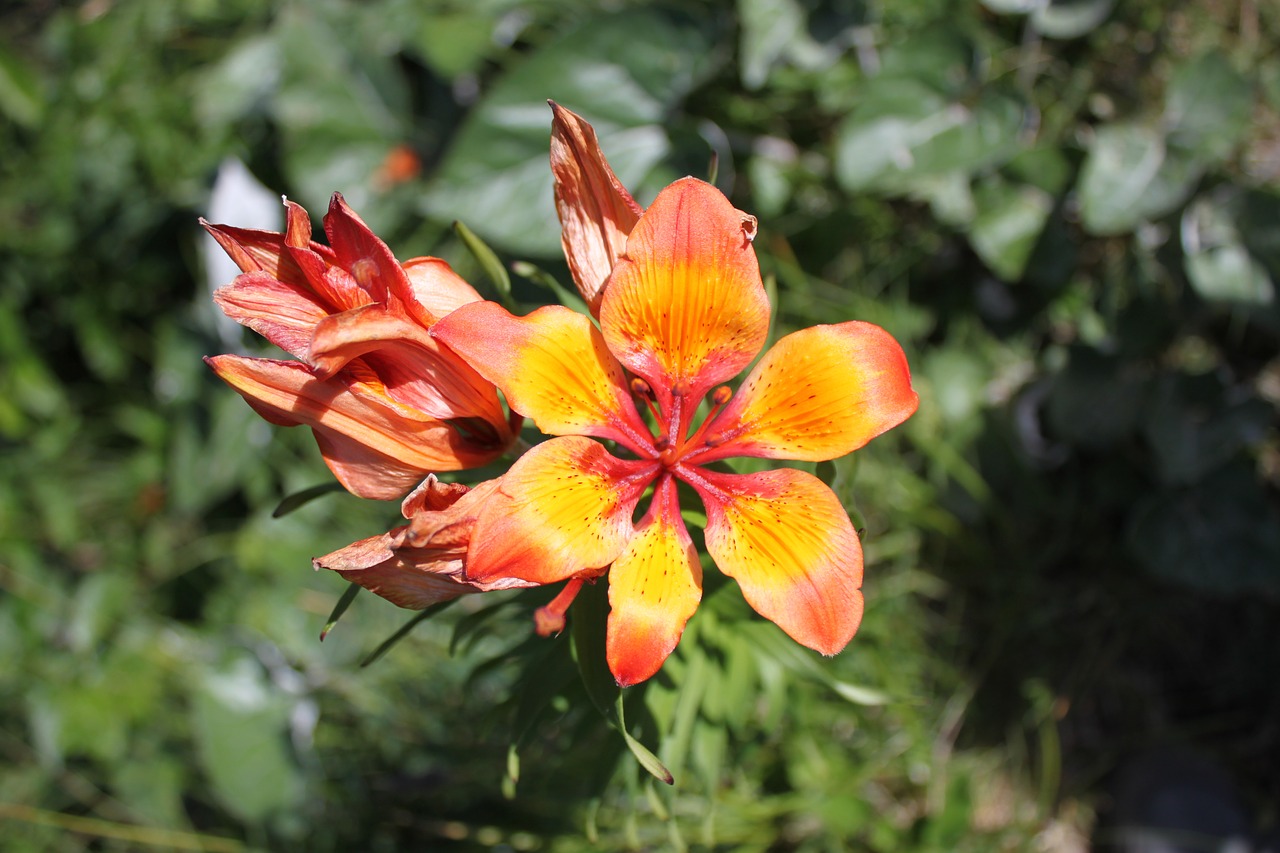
(1, 0), (1277, 850)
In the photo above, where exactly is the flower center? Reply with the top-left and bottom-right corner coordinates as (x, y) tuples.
(637, 384), (733, 469)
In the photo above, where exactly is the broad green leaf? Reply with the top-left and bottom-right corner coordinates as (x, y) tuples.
(969, 178), (1053, 281)
(1142, 374), (1274, 485)
(1045, 347), (1146, 448)
(1127, 464), (1280, 594)
(1165, 52), (1252, 165)
(1031, 0), (1114, 39)
(0, 40), (44, 127)
(424, 9), (714, 255)
(835, 84), (1023, 193)
(1182, 194), (1276, 306)
(738, 0), (807, 90)
(1078, 122), (1199, 235)
(191, 656), (304, 824)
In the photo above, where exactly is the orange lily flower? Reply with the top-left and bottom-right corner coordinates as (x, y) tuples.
(313, 476), (536, 607)
(433, 178), (919, 686)
(204, 193), (519, 500)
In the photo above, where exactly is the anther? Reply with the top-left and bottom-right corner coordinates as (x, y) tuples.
(654, 434), (671, 451)
(630, 377), (653, 398)
(711, 385), (732, 405)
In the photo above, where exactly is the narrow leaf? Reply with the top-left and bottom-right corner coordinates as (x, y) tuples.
(319, 583), (361, 641)
(512, 261), (591, 316)
(272, 482), (344, 517)
(616, 693), (674, 785)
(454, 220), (513, 309)
(359, 601), (455, 667)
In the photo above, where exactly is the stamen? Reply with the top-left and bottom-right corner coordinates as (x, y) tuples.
(631, 376), (664, 426)
(682, 385), (734, 452)
(654, 434), (671, 451)
(533, 577), (586, 636)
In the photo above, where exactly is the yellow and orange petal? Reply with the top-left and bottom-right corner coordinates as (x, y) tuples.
(600, 178), (769, 425)
(205, 355), (505, 499)
(606, 475), (702, 687)
(683, 466), (864, 656)
(432, 301), (655, 455)
(465, 436), (659, 586)
(690, 322), (919, 464)
(550, 101), (643, 316)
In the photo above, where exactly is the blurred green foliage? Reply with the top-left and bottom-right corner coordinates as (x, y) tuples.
(1, 0), (1278, 850)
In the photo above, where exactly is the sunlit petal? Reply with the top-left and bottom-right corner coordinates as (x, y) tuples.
(466, 437), (659, 585)
(433, 301), (655, 455)
(691, 322), (919, 464)
(205, 355), (505, 499)
(550, 101), (643, 316)
(683, 466), (864, 656)
(601, 177), (769, 425)
(213, 271), (329, 359)
(606, 475), (702, 687)
(401, 257), (484, 321)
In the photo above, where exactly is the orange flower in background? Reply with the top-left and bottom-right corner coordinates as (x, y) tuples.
(434, 178), (919, 686)
(204, 193), (519, 500)
(314, 476), (536, 607)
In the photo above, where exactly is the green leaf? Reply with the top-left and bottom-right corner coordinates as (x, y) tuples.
(0, 40), (44, 128)
(615, 693), (674, 786)
(1031, 0), (1114, 39)
(454, 220), (514, 309)
(272, 482), (344, 518)
(423, 9), (714, 255)
(834, 84), (1024, 194)
(191, 656), (304, 824)
(1127, 464), (1280, 594)
(738, 0), (808, 90)
(319, 583), (361, 642)
(1182, 196), (1276, 306)
(969, 178), (1053, 281)
(570, 580), (672, 784)
(511, 261), (590, 316)
(1077, 123), (1199, 235)
(570, 579), (619, 719)
(1164, 52), (1253, 165)
(360, 601), (456, 667)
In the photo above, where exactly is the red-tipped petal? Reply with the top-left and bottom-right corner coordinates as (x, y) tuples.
(323, 193), (429, 325)
(433, 301), (655, 456)
(692, 322), (919, 464)
(606, 475), (702, 686)
(684, 466), (864, 656)
(206, 355), (504, 499)
(600, 178), (769, 429)
(465, 437), (658, 585)
(550, 101), (643, 316)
